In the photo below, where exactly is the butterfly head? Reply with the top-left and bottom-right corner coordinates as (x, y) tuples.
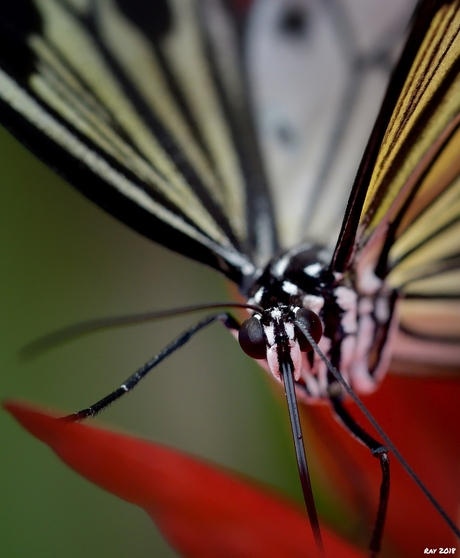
(238, 306), (323, 383)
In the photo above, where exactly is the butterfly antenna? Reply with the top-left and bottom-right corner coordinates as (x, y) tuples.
(281, 359), (325, 557)
(296, 321), (460, 540)
(21, 302), (262, 358)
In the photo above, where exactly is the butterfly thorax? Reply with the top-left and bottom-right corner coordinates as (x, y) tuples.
(241, 244), (399, 402)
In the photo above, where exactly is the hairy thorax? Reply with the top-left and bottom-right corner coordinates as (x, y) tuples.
(243, 244), (399, 402)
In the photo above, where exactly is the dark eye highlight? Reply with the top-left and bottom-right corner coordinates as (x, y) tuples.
(295, 308), (323, 352)
(238, 317), (266, 360)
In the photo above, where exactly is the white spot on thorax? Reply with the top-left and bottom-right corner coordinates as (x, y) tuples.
(253, 287), (264, 304)
(282, 281), (299, 295)
(272, 254), (291, 277)
(304, 262), (322, 277)
(270, 307), (282, 319)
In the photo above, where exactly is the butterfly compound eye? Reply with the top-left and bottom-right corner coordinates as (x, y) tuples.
(295, 308), (323, 352)
(238, 317), (267, 359)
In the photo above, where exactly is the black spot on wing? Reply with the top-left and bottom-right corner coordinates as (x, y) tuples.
(0, 0), (42, 82)
(275, 122), (298, 147)
(277, 5), (309, 39)
(115, 0), (172, 41)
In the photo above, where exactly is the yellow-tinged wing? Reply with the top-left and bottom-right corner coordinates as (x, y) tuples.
(334, 0), (460, 371)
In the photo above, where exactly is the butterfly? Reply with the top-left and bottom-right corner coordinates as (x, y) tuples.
(0, 0), (459, 555)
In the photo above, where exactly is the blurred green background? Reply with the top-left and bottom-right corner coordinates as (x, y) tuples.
(0, 126), (303, 557)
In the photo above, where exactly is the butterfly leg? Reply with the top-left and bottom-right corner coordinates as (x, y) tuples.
(62, 312), (237, 422)
(331, 396), (390, 558)
(219, 313), (241, 335)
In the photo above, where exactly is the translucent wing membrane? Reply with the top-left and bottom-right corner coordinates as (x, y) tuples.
(247, 0), (417, 250)
(0, 0), (279, 283)
(333, 0), (460, 371)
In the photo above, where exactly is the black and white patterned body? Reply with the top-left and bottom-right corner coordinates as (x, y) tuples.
(242, 244), (399, 402)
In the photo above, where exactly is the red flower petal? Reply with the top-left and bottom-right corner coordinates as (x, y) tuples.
(301, 375), (460, 557)
(5, 401), (364, 558)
